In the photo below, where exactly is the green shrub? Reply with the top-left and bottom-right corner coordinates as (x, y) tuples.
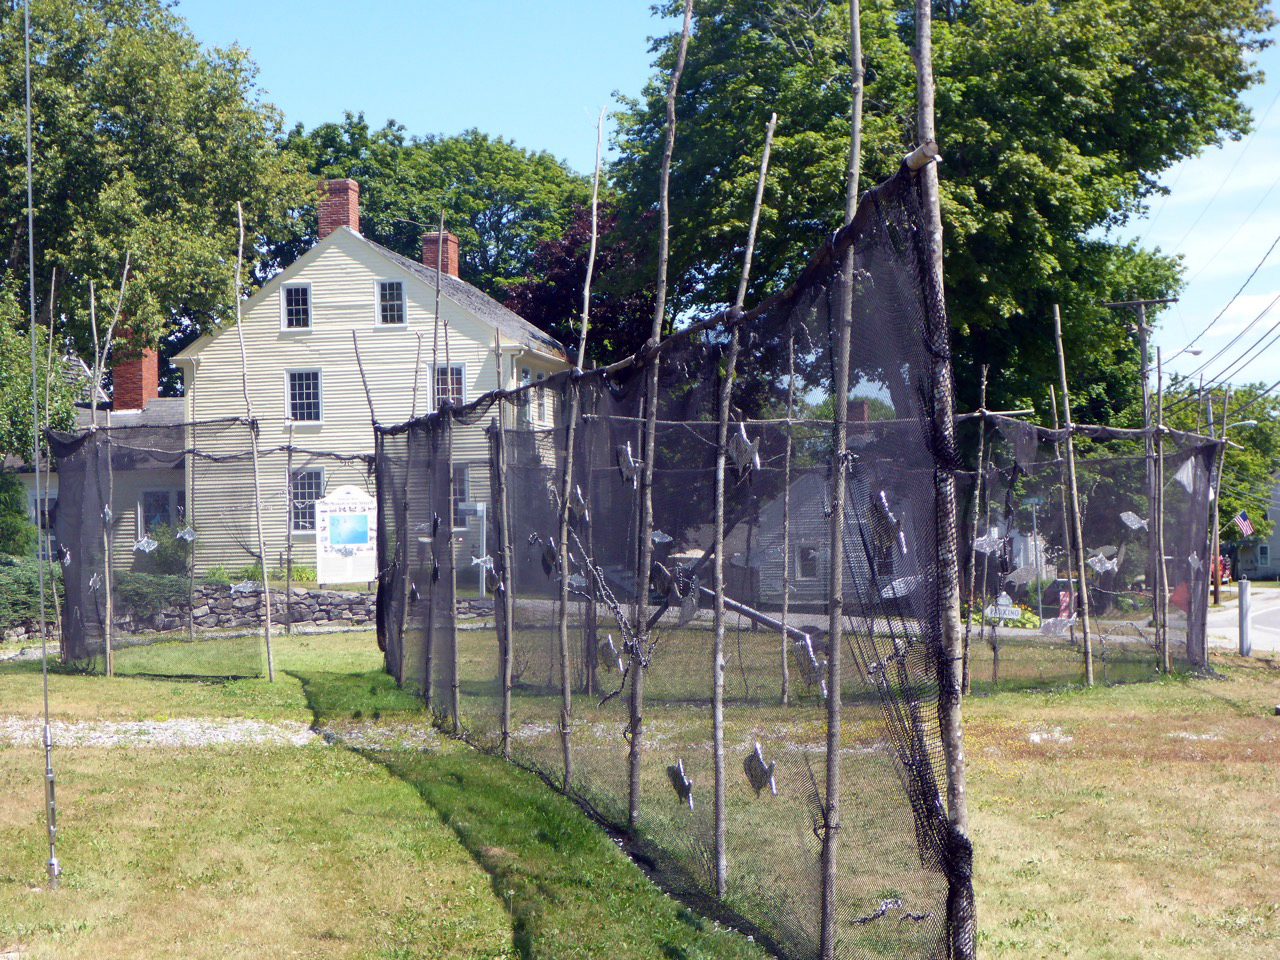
(113, 571), (190, 619)
(0, 555), (63, 627)
(271, 564), (317, 583)
(134, 522), (190, 576)
(200, 565), (231, 586)
(230, 562), (263, 583)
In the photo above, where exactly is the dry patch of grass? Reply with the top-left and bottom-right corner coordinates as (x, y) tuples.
(965, 652), (1280, 958)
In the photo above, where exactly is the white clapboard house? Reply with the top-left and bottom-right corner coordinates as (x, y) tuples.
(28, 180), (568, 579)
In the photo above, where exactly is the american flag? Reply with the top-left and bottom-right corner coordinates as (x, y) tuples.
(1233, 511), (1255, 537)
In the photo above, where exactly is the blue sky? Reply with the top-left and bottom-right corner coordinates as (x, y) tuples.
(178, 1), (1280, 399)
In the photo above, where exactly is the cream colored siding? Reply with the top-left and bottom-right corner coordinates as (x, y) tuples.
(175, 228), (566, 575)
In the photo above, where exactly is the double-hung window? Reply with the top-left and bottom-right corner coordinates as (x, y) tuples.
(435, 365), (464, 407)
(378, 281), (405, 325)
(282, 283), (311, 329)
(796, 544), (820, 580)
(288, 370), (322, 422)
(138, 489), (185, 536)
(290, 469), (324, 533)
(452, 464), (470, 529)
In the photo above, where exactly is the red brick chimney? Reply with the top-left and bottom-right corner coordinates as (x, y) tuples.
(847, 399), (871, 424)
(318, 179), (360, 240)
(421, 231), (460, 278)
(113, 347), (159, 411)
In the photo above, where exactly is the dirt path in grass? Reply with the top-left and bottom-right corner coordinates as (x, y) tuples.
(0, 715), (444, 751)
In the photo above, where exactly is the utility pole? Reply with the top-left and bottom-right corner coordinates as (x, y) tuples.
(1102, 296), (1177, 636)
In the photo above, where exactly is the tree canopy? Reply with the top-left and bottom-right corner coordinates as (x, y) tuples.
(275, 114), (593, 299)
(611, 0), (1275, 424)
(0, 0), (309, 357)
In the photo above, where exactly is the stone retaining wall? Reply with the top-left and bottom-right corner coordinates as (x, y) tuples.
(2, 588), (494, 642)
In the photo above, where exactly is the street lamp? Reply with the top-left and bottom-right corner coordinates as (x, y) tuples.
(1213, 419), (1259, 605)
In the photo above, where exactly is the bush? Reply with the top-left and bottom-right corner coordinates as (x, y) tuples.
(113, 571), (190, 619)
(0, 555), (63, 627)
(200, 565), (231, 586)
(134, 522), (190, 576)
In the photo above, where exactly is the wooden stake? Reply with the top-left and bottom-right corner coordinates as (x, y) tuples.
(820, 3), (863, 954)
(233, 203), (275, 683)
(1156, 349), (1169, 672)
(629, 0), (693, 831)
(1053, 304), (1093, 686)
(494, 331), (515, 760)
(962, 366), (988, 695)
(780, 333), (795, 705)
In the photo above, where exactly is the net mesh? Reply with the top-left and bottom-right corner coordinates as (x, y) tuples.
(958, 415), (1218, 692)
(377, 169), (973, 959)
(45, 418), (374, 678)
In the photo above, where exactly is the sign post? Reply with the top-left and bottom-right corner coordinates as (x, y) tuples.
(315, 486), (377, 585)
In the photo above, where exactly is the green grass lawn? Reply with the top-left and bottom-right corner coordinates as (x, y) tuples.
(3, 625), (1278, 958)
(0, 631), (766, 960)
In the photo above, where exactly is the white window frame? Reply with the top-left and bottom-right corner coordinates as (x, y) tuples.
(285, 368), (323, 423)
(1260, 544), (1271, 566)
(536, 372), (546, 423)
(290, 467), (325, 535)
(517, 367), (532, 425)
(451, 464), (470, 531)
(29, 492), (57, 563)
(375, 279), (406, 326)
(434, 363), (466, 408)
(796, 543), (821, 581)
(137, 489), (184, 538)
(280, 281), (312, 331)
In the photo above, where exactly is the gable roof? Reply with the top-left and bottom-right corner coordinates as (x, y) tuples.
(175, 227), (567, 364)
(349, 231), (567, 360)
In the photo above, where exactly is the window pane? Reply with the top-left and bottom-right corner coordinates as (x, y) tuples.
(142, 490), (172, 531)
(452, 465), (469, 528)
(284, 285), (310, 328)
(379, 281), (405, 324)
(291, 469), (323, 532)
(435, 365), (464, 406)
(289, 371), (321, 421)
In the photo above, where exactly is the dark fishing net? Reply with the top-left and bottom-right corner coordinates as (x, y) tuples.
(375, 168), (972, 959)
(46, 418), (375, 679)
(959, 415), (1219, 691)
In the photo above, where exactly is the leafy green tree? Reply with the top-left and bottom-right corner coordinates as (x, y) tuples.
(0, 290), (78, 462)
(277, 114), (593, 298)
(612, 0), (1274, 423)
(0, 0), (309, 359)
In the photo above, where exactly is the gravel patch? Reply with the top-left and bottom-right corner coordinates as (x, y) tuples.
(0, 715), (320, 749)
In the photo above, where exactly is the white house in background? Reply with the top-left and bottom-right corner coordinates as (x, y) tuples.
(1233, 476), (1280, 580)
(162, 178), (568, 575)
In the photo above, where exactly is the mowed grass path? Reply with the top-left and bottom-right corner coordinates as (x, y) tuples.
(0, 633), (764, 960)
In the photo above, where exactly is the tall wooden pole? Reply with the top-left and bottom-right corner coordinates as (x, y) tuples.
(962, 367), (988, 695)
(494, 332), (515, 760)
(1211, 388), (1232, 606)
(1156, 349), (1169, 672)
(914, 0), (970, 862)
(1053, 304), (1093, 686)
(233, 202), (275, 682)
(780, 334), (795, 705)
(630, 0), (694, 830)
(819, 4), (863, 957)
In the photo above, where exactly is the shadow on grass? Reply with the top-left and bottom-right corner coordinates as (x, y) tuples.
(290, 667), (765, 960)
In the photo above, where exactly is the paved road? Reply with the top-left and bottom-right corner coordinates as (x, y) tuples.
(1206, 584), (1280, 653)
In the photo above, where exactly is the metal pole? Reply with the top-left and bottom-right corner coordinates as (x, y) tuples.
(1238, 578), (1251, 656)
(1156, 349), (1169, 672)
